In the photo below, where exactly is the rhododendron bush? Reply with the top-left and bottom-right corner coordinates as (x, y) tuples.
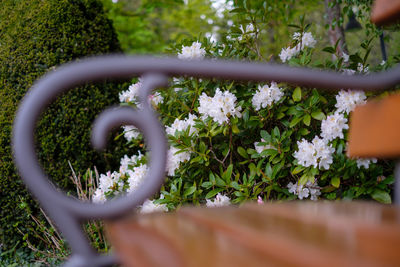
(93, 18), (395, 212)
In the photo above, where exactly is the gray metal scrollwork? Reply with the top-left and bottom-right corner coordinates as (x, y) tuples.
(12, 55), (400, 266)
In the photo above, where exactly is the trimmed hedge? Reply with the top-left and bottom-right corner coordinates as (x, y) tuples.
(0, 0), (127, 249)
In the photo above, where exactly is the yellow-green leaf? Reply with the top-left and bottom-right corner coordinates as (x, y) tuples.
(331, 177), (340, 188)
(292, 87), (302, 102)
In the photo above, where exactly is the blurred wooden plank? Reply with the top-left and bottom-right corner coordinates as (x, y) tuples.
(371, 0), (400, 26)
(348, 94), (400, 158)
(107, 202), (400, 267)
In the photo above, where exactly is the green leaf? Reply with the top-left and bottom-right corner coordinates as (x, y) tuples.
(322, 46), (335, 54)
(371, 189), (391, 204)
(292, 87), (302, 102)
(205, 188), (224, 199)
(237, 146), (248, 159)
(289, 116), (303, 128)
(199, 141), (207, 153)
(331, 177), (340, 188)
(292, 166), (305, 175)
(299, 128), (310, 135)
(230, 181), (241, 190)
(201, 181), (212, 189)
(183, 184), (196, 197)
(223, 164), (233, 183)
(303, 114), (311, 126)
(216, 176), (226, 187)
(260, 149), (279, 158)
(311, 110), (326, 120)
(232, 123), (240, 134)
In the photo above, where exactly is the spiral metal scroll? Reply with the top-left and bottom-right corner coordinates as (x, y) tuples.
(12, 55), (400, 266)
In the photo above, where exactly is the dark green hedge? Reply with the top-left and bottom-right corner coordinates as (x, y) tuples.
(0, 0), (127, 249)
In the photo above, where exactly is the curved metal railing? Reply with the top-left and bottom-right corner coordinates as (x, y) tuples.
(12, 55), (400, 266)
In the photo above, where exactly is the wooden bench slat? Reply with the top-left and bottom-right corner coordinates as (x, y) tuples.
(106, 202), (400, 267)
(371, 0), (400, 25)
(348, 94), (400, 158)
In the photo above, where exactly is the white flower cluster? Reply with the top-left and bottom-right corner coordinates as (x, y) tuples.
(140, 196), (168, 214)
(119, 81), (164, 142)
(279, 32), (316, 62)
(294, 137), (334, 170)
(92, 152), (147, 204)
(292, 32), (317, 49)
(252, 82), (284, 111)
(321, 112), (349, 141)
(238, 24), (256, 41)
(126, 164), (148, 193)
(178, 41), (206, 60)
(356, 158), (378, 169)
(165, 114), (198, 137)
(254, 138), (276, 154)
(165, 114), (200, 176)
(287, 180), (321, 200)
(166, 146), (192, 176)
(206, 193), (231, 207)
(119, 80), (164, 108)
(122, 125), (140, 142)
(198, 88), (242, 125)
(335, 90), (366, 114)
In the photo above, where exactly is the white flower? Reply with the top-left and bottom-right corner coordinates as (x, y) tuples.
(98, 172), (114, 193)
(299, 32), (317, 48)
(280, 32), (316, 63)
(342, 69), (356, 75)
(166, 146), (192, 176)
(356, 158), (377, 169)
(335, 90), (366, 114)
(119, 82), (141, 103)
(97, 171), (123, 194)
(238, 24), (256, 41)
(380, 60), (386, 66)
(254, 138), (276, 154)
(178, 41), (206, 60)
(122, 125), (140, 142)
(321, 112), (349, 141)
(293, 32), (316, 49)
(166, 114), (198, 137)
(252, 82), (284, 111)
(294, 137), (334, 170)
(119, 81), (163, 107)
(92, 189), (106, 204)
(312, 136), (335, 170)
(357, 63), (369, 74)
(287, 180), (321, 201)
(198, 88), (242, 125)
(149, 92), (164, 106)
(119, 153), (143, 174)
(140, 199), (168, 214)
(279, 46), (299, 62)
(206, 193), (231, 207)
(342, 53), (349, 63)
(127, 164), (148, 193)
(298, 187), (310, 200)
(306, 180), (322, 200)
(294, 139), (317, 168)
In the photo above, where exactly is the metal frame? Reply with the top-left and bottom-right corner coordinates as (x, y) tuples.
(11, 55), (400, 266)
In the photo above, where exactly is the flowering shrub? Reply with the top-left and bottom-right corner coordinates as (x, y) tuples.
(92, 18), (396, 212)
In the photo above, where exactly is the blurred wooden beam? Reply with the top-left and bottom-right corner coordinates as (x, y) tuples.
(107, 202), (400, 267)
(371, 0), (400, 26)
(348, 94), (400, 158)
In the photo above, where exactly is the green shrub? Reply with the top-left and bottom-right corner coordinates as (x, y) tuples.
(0, 0), (127, 250)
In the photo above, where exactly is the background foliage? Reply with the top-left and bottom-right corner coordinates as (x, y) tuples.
(0, 0), (128, 255)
